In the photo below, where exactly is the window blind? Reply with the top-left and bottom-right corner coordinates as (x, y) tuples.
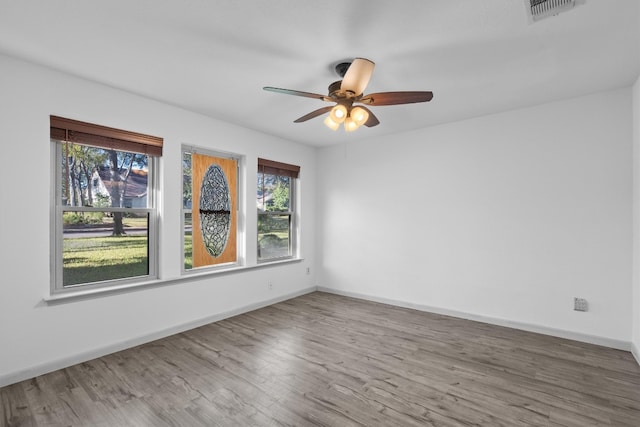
(257, 158), (300, 178)
(50, 115), (163, 157)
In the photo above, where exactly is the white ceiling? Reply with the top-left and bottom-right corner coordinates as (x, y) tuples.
(0, 0), (638, 147)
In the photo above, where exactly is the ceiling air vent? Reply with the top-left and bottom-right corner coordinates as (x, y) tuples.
(526, 0), (576, 22)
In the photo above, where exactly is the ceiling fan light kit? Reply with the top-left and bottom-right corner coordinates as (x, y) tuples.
(323, 104), (370, 132)
(323, 115), (340, 131)
(264, 57), (433, 133)
(350, 107), (369, 126)
(329, 104), (347, 123)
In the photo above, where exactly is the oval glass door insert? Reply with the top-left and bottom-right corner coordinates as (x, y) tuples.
(199, 164), (231, 257)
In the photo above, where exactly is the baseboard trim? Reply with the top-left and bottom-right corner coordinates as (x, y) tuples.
(317, 287), (632, 352)
(632, 341), (640, 366)
(0, 286), (316, 388)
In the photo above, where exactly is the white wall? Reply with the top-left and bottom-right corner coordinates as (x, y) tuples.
(633, 75), (640, 362)
(318, 88), (633, 347)
(0, 54), (317, 387)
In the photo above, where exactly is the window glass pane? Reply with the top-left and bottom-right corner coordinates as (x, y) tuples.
(62, 211), (149, 286)
(183, 151), (192, 209)
(258, 214), (291, 259)
(259, 174), (290, 212)
(257, 171), (265, 211)
(271, 176), (291, 212)
(59, 143), (149, 209)
(52, 119), (160, 293)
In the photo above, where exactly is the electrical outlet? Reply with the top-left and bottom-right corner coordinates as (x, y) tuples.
(306, 267), (311, 275)
(574, 297), (588, 312)
(268, 281), (273, 290)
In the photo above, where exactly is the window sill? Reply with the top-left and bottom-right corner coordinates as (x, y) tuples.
(44, 257), (304, 304)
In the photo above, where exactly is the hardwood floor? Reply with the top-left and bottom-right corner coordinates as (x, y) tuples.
(2, 292), (640, 426)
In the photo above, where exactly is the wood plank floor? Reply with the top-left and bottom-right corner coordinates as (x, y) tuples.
(2, 292), (640, 426)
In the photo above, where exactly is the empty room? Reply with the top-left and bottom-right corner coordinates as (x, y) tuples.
(1, 0), (640, 425)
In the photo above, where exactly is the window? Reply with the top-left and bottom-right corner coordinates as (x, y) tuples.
(50, 116), (162, 293)
(257, 158), (300, 261)
(182, 147), (241, 271)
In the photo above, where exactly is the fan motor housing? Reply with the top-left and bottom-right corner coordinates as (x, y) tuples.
(328, 80), (342, 95)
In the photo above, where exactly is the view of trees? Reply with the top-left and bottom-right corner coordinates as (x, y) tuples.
(270, 178), (290, 211)
(62, 142), (148, 236)
(62, 143), (108, 207)
(257, 174), (291, 235)
(257, 173), (290, 212)
(257, 174), (292, 259)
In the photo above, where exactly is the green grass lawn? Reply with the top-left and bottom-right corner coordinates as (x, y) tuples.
(63, 235), (148, 286)
(62, 221), (288, 283)
(184, 233), (192, 270)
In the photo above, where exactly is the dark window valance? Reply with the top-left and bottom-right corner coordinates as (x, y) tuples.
(50, 115), (163, 157)
(257, 158), (300, 178)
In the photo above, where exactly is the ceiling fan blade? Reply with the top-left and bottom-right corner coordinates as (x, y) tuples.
(359, 91), (433, 106)
(341, 58), (375, 95)
(263, 86), (330, 101)
(293, 106), (334, 123)
(359, 106), (380, 127)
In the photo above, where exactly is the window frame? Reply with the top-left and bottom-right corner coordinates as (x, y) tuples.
(50, 116), (162, 295)
(257, 158), (300, 263)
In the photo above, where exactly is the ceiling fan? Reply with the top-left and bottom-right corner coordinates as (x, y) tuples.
(264, 58), (434, 132)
